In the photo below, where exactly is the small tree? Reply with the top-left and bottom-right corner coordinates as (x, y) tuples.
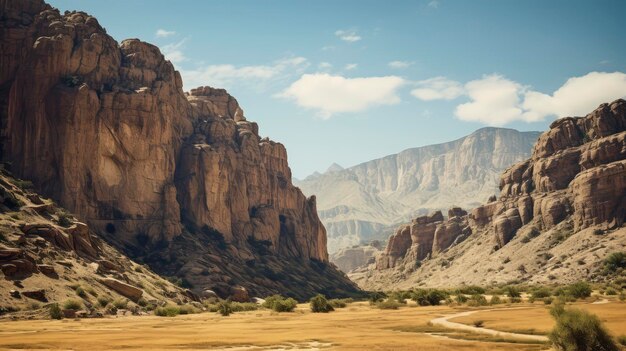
(49, 303), (63, 320)
(549, 303), (619, 351)
(310, 294), (334, 313)
(218, 300), (232, 316)
(568, 281), (592, 299)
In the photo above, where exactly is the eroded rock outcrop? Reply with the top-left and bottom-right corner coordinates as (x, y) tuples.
(0, 0), (358, 299)
(368, 100), (626, 288)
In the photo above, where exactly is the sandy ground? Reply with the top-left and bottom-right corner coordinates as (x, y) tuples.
(0, 301), (572, 351)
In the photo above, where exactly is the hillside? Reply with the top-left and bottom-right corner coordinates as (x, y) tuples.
(351, 100), (626, 290)
(296, 128), (540, 252)
(0, 0), (358, 300)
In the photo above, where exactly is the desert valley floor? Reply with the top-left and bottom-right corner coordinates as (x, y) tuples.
(1, 298), (625, 351)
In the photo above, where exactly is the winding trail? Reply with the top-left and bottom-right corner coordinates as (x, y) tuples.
(429, 310), (549, 342)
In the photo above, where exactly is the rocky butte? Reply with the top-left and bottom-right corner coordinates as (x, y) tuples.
(0, 0), (358, 299)
(352, 100), (626, 290)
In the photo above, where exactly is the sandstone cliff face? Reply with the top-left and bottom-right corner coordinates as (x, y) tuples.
(0, 0), (357, 299)
(353, 100), (626, 289)
(296, 128), (540, 253)
(329, 242), (382, 273)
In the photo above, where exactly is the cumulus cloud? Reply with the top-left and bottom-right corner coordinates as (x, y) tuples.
(161, 40), (187, 63)
(318, 62), (333, 70)
(411, 76), (464, 101)
(335, 29), (361, 42)
(412, 71), (626, 126)
(388, 61), (413, 69)
(455, 75), (524, 125)
(180, 56), (309, 89)
(345, 63), (358, 70)
(156, 29), (176, 38)
(279, 73), (405, 118)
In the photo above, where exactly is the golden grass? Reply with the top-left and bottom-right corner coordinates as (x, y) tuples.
(6, 301), (623, 350)
(449, 301), (626, 337)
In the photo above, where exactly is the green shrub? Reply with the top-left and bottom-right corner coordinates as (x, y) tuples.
(467, 294), (488, 307)
(231, 302), (259, 312)
(376, 299), (402, 310)
(411, 289), (447, 306)
(328, 298), (349, 308)
(505, 286), (521, 298)
(136, 298), (147, 307)
(75, 287), (87, 298)
(531, 287), (552, 299)
(617, 335), (626, 347)
(154, 305), (180, 317)
(310, 294), (334, 313)
(368, 291), (386, 304)
(548, 303), (618, 351)
(604, 288), (617, 296)
(178, 304), (199, 315)
(112, 299), (128, 309)
(458, 285), (485, 295)
(455, 294), (468, 304)
(63, 299), (82, 310)
(218, 300), (232, 316)
(263, 295), (298, 312)
(489, 295), (502, 305)
(57, 211), (73, 228)
(97, 297), (111, 308)
(605, 252), (626, 272)
(49, 303), (63, 320)
(567, 281), (592, 299)
(544, 297), (554, 305)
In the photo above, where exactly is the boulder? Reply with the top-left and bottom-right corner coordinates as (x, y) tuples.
(22, 289), (47, 302)
(99, 278), (143, 301)
(229, 286), (249, 302)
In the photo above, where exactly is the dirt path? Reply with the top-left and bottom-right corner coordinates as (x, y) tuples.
(429, 310), (549, 342)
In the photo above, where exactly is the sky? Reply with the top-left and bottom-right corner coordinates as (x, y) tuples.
(49, 0), (626, 179)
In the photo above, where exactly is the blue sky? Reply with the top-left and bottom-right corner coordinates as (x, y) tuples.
(49, 0), (626, 178)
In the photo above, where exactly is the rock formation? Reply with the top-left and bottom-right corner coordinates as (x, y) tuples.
(296, 128), (540, 252)
(353, 100), (626, 289)
(329, 241), (382, 273)
(0, 0), (358, 300)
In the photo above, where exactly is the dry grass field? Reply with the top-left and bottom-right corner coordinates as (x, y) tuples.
(0, 299), (614, 351)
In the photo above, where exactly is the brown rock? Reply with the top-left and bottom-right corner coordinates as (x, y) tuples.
(493, 208), (522, 247)
(229, 286), (249, 302)
(22, 289), (47, 302)
(99, 278), (143, 301)
(37, 264), (57, 277)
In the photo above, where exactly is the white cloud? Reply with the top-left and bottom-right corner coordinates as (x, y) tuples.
(318, 62), (333, 70)
(388, 61), (413, 69)
(345, 63), (358, 70)
(455, 75), (524, 125)
(180, 56), (309, 89)
(415, 71), (626, 126)
(156, 29), (176, 38)
(428, 0), (439, 8)
(161, 39), (187, 63)
(411, 76), (465, 101)
(279, 73), (405, 118)
(335, 30), (362, 42)
(520, 72), (626, 122)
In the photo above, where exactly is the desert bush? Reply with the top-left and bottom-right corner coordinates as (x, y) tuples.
(458, 285), (485, 295)
(310, 294), (334, 313)
(473, 320), (484, 327)
(567, 281), (592, 299)
(489, 295), (502, 305)
(619, 292), (625, 302)
(411, 289), (447, 306)
(531, 287), (552, 299)
(548, 303), (619, 351)
(376, 299), (402, 310)
(617, 335), (626, 347)
(263, 295), (298, 312)
(467, 294), (488, 307)
(97, 297), (110, 308)
(509, 296), (522, 303)
(154, 305), (180, 317)
(136, 297), (147, 307)
(505, 286), (521, 298)
(604, 287), (618, 296)
(455, 294), (468, 304)
(368, 291), (387, 304)
(230, 302), (259, 312)
(218, 300), (233, 316)
(178, 304), (199, 315)
(49, 303), (63, 320)
(605, 252), (626, 272)
(63, 299), (82, 310)
(57, 211), (73, 228)
(328, 298), (350, 308)
(112, 299), (128, 309)
(544, 297), (554, 305)
(75, 286), (87, 298)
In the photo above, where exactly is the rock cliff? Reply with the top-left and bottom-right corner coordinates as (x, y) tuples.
(0, 0), (358, 299)
(296, 128), (540, 253)
(353, 100), (626, 290)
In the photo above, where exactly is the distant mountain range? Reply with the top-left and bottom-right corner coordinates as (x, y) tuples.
(295, 127), (541, 253)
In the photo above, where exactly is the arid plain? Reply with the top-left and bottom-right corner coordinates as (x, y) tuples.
(1, 299), (625, 351)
